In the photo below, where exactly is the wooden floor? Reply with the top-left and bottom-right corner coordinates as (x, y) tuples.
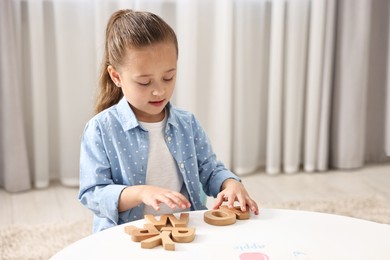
(1, 163), (389, 228)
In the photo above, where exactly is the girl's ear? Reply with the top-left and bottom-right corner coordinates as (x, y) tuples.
(107, 65), (121, 87)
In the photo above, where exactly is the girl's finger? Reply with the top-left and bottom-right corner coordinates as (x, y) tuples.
(155, 194), (176, 209)
(150, 200), (161, 211)
(164, 192), (190, 209)
(247, 199), (259, 214)
(226, 193), (236, 209)
(236, 193), (246, 212)
(212, 192), (225, 209)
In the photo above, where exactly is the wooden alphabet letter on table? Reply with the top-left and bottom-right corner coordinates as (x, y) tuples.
(124, 213), (195, 251)
(124, 223), (159, 242)
(204, 205), (251, 226)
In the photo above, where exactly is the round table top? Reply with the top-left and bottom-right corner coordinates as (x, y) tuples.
(51, 209), (390, 260)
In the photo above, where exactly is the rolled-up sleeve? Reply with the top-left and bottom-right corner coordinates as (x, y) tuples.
(78, 119), (127, 225)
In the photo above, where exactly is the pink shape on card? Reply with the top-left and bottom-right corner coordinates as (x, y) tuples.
(240, 252), (269, 260)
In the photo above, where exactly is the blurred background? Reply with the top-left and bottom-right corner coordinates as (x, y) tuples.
(1, 0), (390, 193)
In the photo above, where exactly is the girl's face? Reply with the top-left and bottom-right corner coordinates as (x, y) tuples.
(109, 41), (177, 122)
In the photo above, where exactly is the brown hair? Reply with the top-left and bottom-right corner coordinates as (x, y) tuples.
(95, 9), (178, 114)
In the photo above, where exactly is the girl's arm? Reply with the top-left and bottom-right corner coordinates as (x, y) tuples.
(190, 115), (259, 215)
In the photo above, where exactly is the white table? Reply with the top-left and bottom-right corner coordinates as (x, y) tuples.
(51, 209), (390, 259)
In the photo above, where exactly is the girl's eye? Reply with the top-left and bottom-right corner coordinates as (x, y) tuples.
(138, 81), (151, 86)
(163, 77), (174, 82)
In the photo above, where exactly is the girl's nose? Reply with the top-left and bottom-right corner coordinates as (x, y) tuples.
(152, 85), (165, 96)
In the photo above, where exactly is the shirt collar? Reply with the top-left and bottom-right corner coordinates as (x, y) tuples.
(117, 97), (139, 132)
(117, 97), (180, 132)
(165, 103), (180, 131)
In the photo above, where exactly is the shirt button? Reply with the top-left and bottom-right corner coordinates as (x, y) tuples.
(167, 136), (172, 142)
(180, 163), (184, 169)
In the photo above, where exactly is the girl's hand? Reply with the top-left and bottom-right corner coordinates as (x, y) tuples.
(140, 186), (191, 211)
(118, 185), (191, 212)
(212, 179), (259, 215)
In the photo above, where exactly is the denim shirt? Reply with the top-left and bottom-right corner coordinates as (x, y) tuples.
(79, 97), (240, 232)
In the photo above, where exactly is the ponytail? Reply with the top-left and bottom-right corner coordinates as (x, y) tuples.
(95, 53), (123, 114)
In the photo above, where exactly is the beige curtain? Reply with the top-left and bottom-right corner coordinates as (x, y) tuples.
(232, 0), (390, 175)
(1, 0), (389, 193)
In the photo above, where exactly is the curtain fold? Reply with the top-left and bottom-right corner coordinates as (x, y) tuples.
(52, 0), (98, 186)
(317, 0), (336, 171)
(207, 0), (234, 166)
(266, 0), (285, 174)
(303, 0), (327, 173)
(1, 0), (389, 192)
(331, 0), (372, 169)
(283, 0), (309, 174)
(0, 0), (31, 192)
(365, 0), (390, 162)
(387, 2), (390, 157)
(232, 0), (269, 175)
(26, 0), (50, 188)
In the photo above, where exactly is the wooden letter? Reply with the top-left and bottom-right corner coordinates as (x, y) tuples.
(124, 224), (159, 242)
(219, 205), (250, 220)
(204, 209), (236, 226)
(168, 213), (189, 227)
(161, 227), (196, 243)
(126, 213), (196, 251)
(144, 213), (189, 230)
(144, 214), (169, 230)
(141, 230), (175, 251)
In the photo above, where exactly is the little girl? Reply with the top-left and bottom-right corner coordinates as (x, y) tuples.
(79, 9), (259, 232)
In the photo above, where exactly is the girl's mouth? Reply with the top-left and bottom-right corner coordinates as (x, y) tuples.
(149, 100), (165, 107)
